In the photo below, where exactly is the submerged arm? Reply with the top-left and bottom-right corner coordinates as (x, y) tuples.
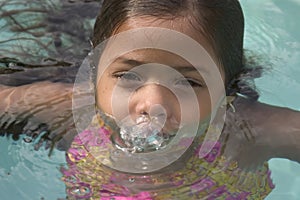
(0, 81), (76, 150)
(234, 97), (300, 163)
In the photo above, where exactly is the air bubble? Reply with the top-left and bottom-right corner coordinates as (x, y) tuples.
(129, 178), (135, 183)
(23, 137), (33, 143)
(63, 175), (78, 184)
(68, 184), (92, 199)
(115, 114), (169, 153)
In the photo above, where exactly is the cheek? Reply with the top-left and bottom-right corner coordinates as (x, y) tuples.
(178, 89), (212, 124)
(96, 77), (114, 114)
(197, 90), (212, 120)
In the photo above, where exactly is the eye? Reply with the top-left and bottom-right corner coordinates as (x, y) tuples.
(175, 78), (204, 88)
(113, 71), (142, 81)
(112, 71), (143, 88)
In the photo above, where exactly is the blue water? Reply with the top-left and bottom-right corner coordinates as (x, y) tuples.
(242, 0), (300, 199)
(0, 136), (66, 199)
(0, 0), (300, 199)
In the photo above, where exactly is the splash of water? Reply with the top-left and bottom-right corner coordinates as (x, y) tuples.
(114, 114), (172, 153)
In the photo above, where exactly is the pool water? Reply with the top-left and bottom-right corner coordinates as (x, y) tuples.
(0, 136), (66, 199)
(242, 0), (300, 199)
(0, 0), (300, 199)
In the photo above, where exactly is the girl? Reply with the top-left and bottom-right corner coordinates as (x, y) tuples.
(0, 0), (299, 199)
(59, 0), (300, 199)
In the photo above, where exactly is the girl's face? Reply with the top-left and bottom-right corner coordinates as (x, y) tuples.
(96, 17), (225, 132)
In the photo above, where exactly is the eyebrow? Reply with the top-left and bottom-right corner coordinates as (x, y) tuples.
(113, 56), (207, 73)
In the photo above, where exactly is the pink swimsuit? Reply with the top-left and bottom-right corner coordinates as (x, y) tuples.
(62, 113), (274, 199)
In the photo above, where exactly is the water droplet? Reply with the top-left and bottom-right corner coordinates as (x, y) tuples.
(23, 137), (32, 143)
(8, 62), (15, 68)
(129, 178), (135, 183)
(69, 184), (91, 198)
(96, 137), (102, 145)
(64, 175), (78, 184)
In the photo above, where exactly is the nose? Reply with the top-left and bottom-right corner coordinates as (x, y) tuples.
(129, 84), (179, 122)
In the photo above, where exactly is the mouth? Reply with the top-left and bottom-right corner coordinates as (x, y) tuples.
(111, 115), (177, 153)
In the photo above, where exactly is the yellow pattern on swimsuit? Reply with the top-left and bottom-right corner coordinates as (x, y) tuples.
(62, 112), (275, 200)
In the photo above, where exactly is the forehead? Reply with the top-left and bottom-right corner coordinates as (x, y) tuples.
(96, 16), (225, 82)
(113, 16), (218, 64)
(112, 49), (193, 67)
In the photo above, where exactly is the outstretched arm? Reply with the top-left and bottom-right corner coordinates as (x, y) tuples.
(0, 81), (76, 151)
(233, 97), (300, 163)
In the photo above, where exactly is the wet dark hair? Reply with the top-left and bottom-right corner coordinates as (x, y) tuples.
(92, 0), (261, 100)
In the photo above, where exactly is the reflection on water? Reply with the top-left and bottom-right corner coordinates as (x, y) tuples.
(0, 0), (100, 66)
(0, 0), (101, 86)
